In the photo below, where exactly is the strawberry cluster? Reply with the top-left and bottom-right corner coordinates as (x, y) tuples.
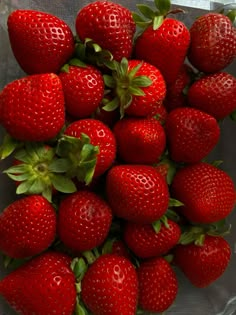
(0, 1), (235, 315)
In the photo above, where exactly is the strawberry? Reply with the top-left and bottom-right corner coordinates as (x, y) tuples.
(0, 251), (77, 315)
(188, 13), (236, 73)
(171, 162), (236, 223)
(188, 72), (236, 120)
(113, 117), (166, 164)
(81, 253), (138, 315)
(57, 190), (112, 252)
(173, 235), (231, 288)
(7, 10), (75, 74)
(59, 64), (105, 119)
(0, 73), (65, 141)
(165, 107), (220, 163)
(123, 219), (181, 259)
(106, 164), (169, 224)
(75, 1), (136, 62)
(137, 257), (178, 313)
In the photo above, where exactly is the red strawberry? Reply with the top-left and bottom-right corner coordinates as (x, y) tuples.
(188, 13), (236, 73)
(75, 1), (136, 62)
(113, 117), (166, 164)
(7, 10), (75, 74)
(0, 251), (76, 315)
(123, 219), (181, 259)
(188, 72), (236, 120)
(137, 257), (178, 313)
(0, 73), (65, 141)
(165, 107), (220, 163)
(173, 235), (231, 288)
(57, 190), (112, 252)
(106, 164), (169, 224)
(59, 64), (105, 119)
(171, 162), (236, 223)
(81, 254), (138, 315)
(0, 195), (56, 259)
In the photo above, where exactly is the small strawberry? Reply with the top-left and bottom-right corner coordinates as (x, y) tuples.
(188, 13), (236, 73)
(113, 117), (166, 164)
(57, 190), (112, 252)
(81, 254), (138, 315)
(75, 1), (136, 62)
(106, 164), (169, 224)
(188, 72), (236, 120)
(173, 235), (231, 288)
(0, 73), (65, 142)
(7, 10), (75, 74)
(137, 257), (178, 313)
(171, 162), (236, 223)
(165, 107), (220, 163)
(0, 251), (77, 315)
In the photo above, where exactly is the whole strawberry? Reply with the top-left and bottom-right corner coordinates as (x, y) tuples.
(173, 235), (231, 287)
(171, 162), (236, 223)
(81, 254), (138, 315)
(0, 251), (77, 315)
(75, 1), (136, 61)
(188, 72), (236, 120)
(106, 164), (169, 224)
(165, 107), (220, 163)
(58, 190), (112, 252)
(188, 13), (236, 73)
(0, 73), (65, 141)
(137, 257), (178, 313)
(7, 10), (75, 74)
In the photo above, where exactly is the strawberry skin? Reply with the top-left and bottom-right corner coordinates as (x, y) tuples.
(106, 164), (169, 224)
(0, 195), (56, 259)
(165, 107), (220, 163)
(173, 235), (231, 288)
(0, 251), (76, 315)
(171, 162), (236, 223)
(0, 73), (65, 141)
(137, 257), (178, 313)
(58, 190), (112, 252)
(7, 10), (75, 74)
(81, 254), (138, 315)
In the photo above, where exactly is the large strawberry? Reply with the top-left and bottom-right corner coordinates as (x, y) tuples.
(173, 235), (231, 287)
(0, 73), (65, 142)
(7, 10), (75, 74)
(0, 251), (77, 315)
(171, 162), (236, 223)
(81, 253), (138, 315)
(188, 13), (236, 73)
(165, 107), (220, 163)
(75, 1), (136, 62)
(106, 164), (169, 224)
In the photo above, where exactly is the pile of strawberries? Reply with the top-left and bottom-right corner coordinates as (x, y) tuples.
(0, 0), (235, 314)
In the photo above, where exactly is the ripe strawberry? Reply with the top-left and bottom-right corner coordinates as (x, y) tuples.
(57, 190), (112, 252)
(0, 251), (77, 315)
(165, 107), (220, 163)
(137, 257), (178, 313)
(106, 164), (169, 224)
(113, 117), (166, 164)
(7, 10), (75, 74)
(59, 64), (105, 119)
(188, 72), (236, 120)
(173, 235), (231, 287)
(0, 195), (56, 259)
(188, 13), (236, 73)
(75, 1), (136, 62)
(0, 73), (65, 141)
(81, 254), (138, 315)
(171, 162), (236, 223)
(123, 219), (181, 259)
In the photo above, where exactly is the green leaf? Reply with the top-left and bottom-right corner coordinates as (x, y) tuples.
(136, 4), (156, 19)
(27, 177), (45, 195)
(102, 97), (120, 112)
(132, 12), (147, 23)
(51, 175), (77, 193)
(226, 9), (236, 24)
(132, 76), (152, 87)
(153, 15), (164, 30)
(230, 109), (236, 121)
(152, 220), (161, 233)
(16, 180), (34, 195)
(69, 58), (87, 68)
(0, 134), (21, 160)
(48, 158), (72, 173)
(154, 0), (171, 14)
(169, 198), (184, 207)
(103, 75), (116, 89)
(128, 86), (145, 96)
(3, 164), (29, 175)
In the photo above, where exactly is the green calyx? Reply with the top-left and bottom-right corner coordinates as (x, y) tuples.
(0, 133), (22, 160)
